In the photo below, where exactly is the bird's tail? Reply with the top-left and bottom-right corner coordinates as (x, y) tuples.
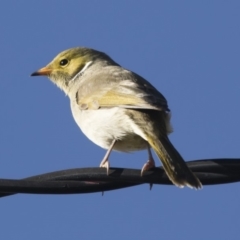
(147, 135), (202, 189)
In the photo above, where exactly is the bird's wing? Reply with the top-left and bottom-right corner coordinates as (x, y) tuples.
(76, 66), (169, 111)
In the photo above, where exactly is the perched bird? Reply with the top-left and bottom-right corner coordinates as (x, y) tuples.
(31, 47), (202, 189)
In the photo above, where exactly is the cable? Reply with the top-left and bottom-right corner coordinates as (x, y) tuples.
(0, 158), (239, 198)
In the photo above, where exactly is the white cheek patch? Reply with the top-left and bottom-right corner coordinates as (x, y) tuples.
(70, 61), (93, 82)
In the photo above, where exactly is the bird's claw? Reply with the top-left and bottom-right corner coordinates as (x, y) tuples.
(100, 159), (110, 175)
(141, 159), (156, 176)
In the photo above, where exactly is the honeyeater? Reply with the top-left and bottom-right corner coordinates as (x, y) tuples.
(31, 47), (202, 189)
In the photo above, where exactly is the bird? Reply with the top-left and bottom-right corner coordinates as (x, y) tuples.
(31, 47), (202, 189)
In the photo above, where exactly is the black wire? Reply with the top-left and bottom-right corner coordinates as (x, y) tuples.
(0, 158), (239, 198)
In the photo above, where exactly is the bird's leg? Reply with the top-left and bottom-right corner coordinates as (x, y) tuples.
(141, 144), (156, 190)
(141, 144), (156, 176)
(99, 139), (116, 175)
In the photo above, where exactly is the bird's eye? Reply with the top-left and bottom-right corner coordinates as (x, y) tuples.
(59, 59), (69, 66)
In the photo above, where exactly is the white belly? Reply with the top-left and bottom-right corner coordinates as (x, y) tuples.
(70, 101), (148, 151)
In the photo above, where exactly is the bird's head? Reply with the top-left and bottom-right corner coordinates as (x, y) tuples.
(31, 47), (115, 94)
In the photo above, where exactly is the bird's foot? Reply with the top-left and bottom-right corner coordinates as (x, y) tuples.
(141, 158), (156, 176)
(99, 139), (116, 176)
(99, 159), (110, 175)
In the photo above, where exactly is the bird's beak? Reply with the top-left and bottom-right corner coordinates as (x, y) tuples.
(31, 66), (52, 76)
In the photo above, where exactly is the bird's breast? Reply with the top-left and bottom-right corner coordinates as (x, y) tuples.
(70, 101), (147, 151)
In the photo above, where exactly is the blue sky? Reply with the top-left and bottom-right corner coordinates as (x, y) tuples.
(0, 1), (240, 239)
